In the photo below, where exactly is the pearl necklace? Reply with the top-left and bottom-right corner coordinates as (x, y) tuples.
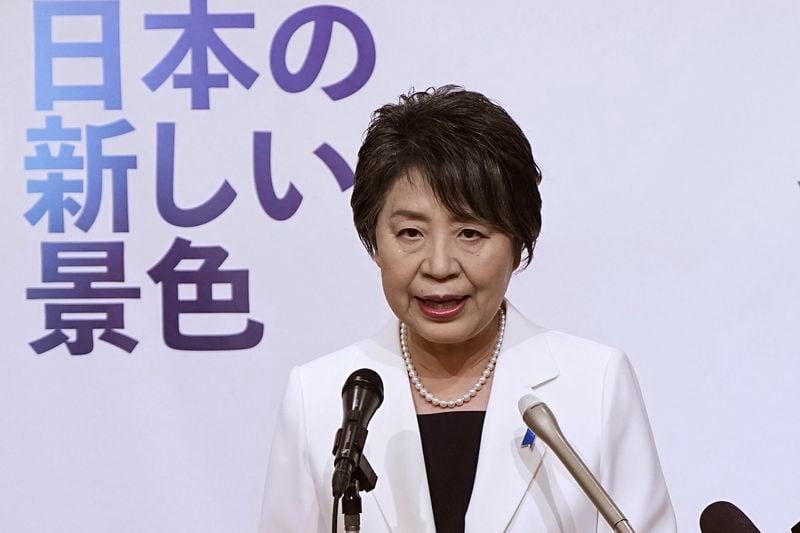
(400, 309), (506, 409)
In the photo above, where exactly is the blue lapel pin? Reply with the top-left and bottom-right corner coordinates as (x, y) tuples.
(521, 428), (536, 448)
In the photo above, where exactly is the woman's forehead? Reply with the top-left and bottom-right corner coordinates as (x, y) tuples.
(381, 176), (483, 223)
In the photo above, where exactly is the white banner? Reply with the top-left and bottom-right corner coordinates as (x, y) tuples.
(1, 1), (799, 531)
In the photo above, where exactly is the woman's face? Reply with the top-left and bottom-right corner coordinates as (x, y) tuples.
(374, 172), (518, 348)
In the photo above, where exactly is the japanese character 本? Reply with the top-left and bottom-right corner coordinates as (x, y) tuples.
(143, 0), (259, 109)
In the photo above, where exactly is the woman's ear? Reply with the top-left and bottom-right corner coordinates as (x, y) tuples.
(512, 244), (522, 270)
(373, 249), (383, 269)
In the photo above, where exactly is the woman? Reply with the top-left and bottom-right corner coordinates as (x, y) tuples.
(259, 87), (676, 532)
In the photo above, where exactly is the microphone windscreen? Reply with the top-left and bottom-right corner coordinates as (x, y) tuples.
(517, 394), (543, 416)
(699, 501), (760, 533)
(343, 368), (384, 400)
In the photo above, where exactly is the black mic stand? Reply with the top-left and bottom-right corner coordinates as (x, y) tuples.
(342, 478), (362, 532)
(340, 453), (376, 532)
(332, 429), (377, 533)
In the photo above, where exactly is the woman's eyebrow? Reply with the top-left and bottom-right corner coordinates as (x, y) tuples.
(389, 209), (429, 221)
(450, 214), (484, 224)
(388, 209), (488, 227)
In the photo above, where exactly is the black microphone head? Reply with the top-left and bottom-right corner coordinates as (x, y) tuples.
(332, 369), (384, 497)
(699, 501), (760, 533)
(342, 368), (384, 401)
(341, 368), (384, 428)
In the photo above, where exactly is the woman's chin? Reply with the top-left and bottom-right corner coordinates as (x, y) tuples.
(405, 319), (477, 347)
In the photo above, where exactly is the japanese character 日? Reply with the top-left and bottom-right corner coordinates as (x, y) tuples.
(33, 0), (122, 109)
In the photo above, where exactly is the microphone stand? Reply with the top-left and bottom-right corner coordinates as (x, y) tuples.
(333, 446), (377, 533)
(342, 479), (362, 532)
(331, 369), (384, 533)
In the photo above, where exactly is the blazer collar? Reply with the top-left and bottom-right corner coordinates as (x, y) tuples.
(354, 302), (559, 532)
(353, 323), (435, 531)
(465, 303), (558, 532)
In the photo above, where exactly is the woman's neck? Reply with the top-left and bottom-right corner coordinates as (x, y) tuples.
(406, 310), (502, 379)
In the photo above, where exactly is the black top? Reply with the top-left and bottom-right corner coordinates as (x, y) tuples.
(416, 410), (486, 533)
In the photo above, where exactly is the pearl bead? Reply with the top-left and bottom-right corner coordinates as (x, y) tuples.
(400, 308), (505, 410)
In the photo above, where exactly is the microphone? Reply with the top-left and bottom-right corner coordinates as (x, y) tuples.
(332, 368), (384, 498)
(699, 501), (760, 532)
(518, 395), (635, 533)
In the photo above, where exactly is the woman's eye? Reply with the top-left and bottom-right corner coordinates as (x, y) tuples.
(460, 228), (485, 240)
(398, 228), (422, 238)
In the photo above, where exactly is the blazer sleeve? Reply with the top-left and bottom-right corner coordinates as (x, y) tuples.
(596, 350), (677, 533)
(258, 366), (324, 533)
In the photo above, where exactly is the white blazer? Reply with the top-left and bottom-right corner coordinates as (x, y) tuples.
(258, 304), (676, 532)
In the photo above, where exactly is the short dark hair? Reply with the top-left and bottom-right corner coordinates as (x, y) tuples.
(351, 85), (542, 268)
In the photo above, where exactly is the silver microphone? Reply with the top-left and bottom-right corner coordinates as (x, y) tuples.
(518, 394), (635, 533)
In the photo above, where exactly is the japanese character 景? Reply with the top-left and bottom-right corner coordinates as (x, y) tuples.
(27, 241), (141, 355)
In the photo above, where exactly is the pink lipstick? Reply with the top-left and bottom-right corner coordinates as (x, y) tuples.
(416, 295), (468, 320)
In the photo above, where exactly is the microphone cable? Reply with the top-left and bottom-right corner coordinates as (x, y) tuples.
(332, 496), (340, 533)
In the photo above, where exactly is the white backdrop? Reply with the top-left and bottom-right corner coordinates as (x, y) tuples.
(1, 1), (799, 532)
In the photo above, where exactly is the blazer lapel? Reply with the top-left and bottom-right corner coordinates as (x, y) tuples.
(465, 304), (559, 533)
(355, 321), (437, 532)
(352, 303), (558, 533)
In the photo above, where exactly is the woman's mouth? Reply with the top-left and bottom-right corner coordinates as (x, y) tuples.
(415, 296), (468, 320)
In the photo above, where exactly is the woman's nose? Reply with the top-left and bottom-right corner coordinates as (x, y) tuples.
(420, 240), (460, 280)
